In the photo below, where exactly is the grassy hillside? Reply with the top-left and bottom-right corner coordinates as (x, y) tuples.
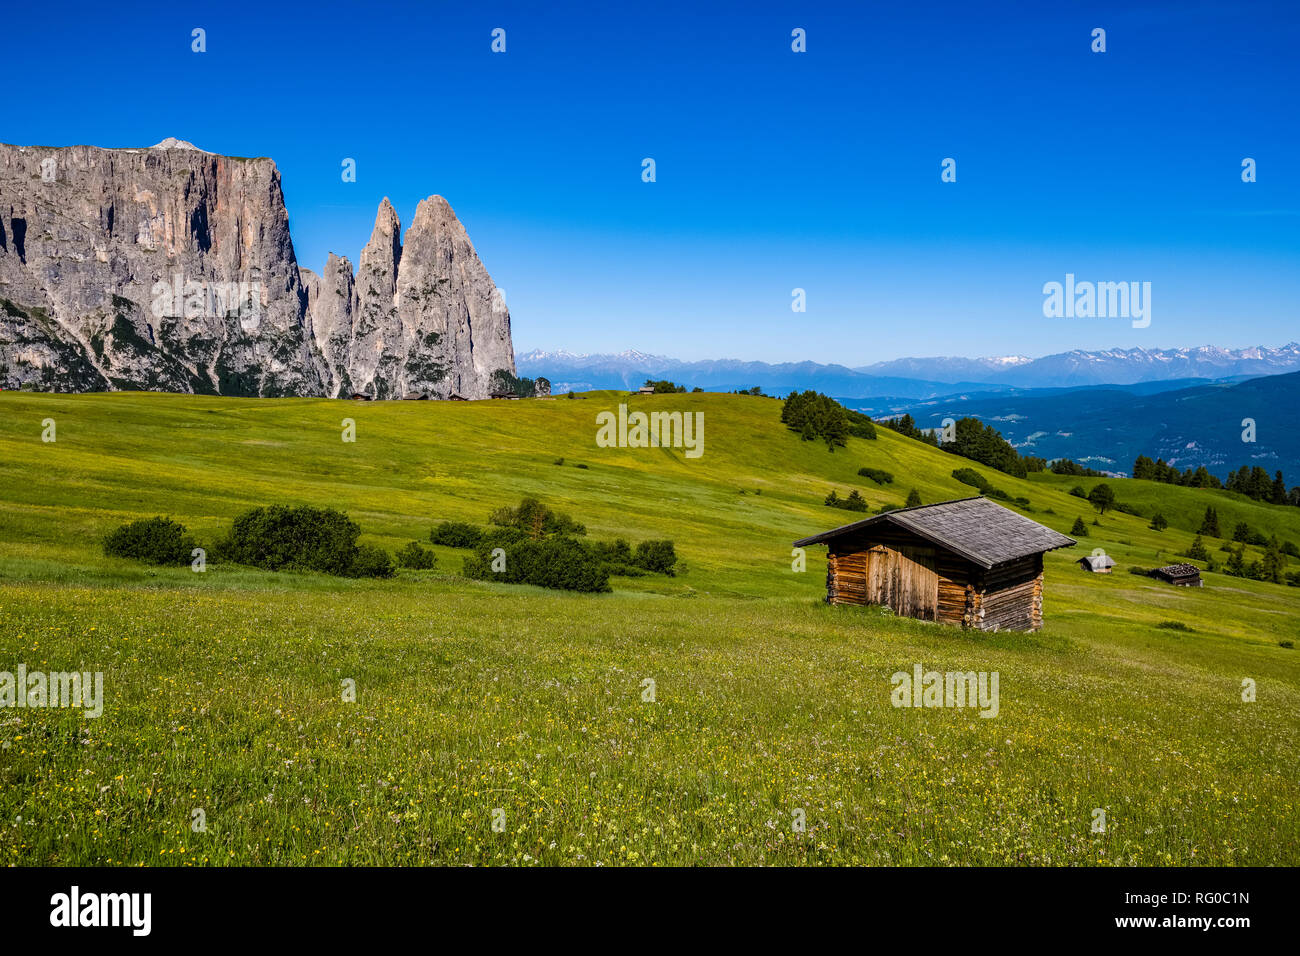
(1, 390), (1297, 865)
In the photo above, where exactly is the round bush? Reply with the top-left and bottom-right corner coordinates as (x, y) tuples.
(396, 541), (437, 570)
(429, 521), (483, 548)
(348, 544), (395, 579)
(103, 516), (196, 565)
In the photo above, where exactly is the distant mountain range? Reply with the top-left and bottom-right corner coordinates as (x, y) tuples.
(883, 372), (1300, 479)
(518, 344), (1300, 397)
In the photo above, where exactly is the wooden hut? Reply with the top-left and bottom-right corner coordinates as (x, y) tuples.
(794, 497), (1076, 632)
(1151, 564), (1203, 587)
(1077, 553), (1115, 573)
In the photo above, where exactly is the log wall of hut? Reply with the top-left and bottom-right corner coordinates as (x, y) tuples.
(826, 532), (1045, 632)
(969, 554), (1043, 632)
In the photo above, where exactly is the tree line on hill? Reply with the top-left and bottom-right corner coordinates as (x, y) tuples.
(1133, 456), (1299, 507)
(881, 414), (1104, 479)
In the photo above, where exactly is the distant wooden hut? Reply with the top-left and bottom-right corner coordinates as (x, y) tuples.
(1077, 553), (1115, 573)
(489, 392), (521, 400)
(634, 384), (656, 395)
(1151, 564), (1203, 587)
(448, 393), (468, 401)
(349, 392), (371, 401)
(794, 497), (1076, 631)
(401, 391), (429, 401)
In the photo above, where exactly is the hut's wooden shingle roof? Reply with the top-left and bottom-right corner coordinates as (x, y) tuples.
(793, 496), (1076, 569)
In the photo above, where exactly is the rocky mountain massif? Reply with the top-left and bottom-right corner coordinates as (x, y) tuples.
(0, 139), (517, 398)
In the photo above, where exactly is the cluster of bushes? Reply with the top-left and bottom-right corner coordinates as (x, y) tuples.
(824, 489), (869, 512)
(644, 379), (687, 393)
(951, 468), (1031, 508)
(1221, 540), (1290, 584)
(464, 536), (611, 592)
(488, 497), (586, 538)
(857, 467), (893, 484)
(1179, 531), (1294, 585)
(103, 506), (397, 578)
(782, 391), (875, 450)
(433, 497), (678, 592)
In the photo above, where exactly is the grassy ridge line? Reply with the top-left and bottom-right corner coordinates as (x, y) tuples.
(3, 390), (1298, 593)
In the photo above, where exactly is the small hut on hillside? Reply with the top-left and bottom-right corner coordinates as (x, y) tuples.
(1151, 564), (1203, 587)
(1077, 553), (1115, 573)
(794, 497), (1076, 632)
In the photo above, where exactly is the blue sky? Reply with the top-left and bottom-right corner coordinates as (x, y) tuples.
(6, 0), (1298, 363)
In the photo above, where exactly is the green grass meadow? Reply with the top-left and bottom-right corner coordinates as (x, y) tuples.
(1, 390), (1297, 865)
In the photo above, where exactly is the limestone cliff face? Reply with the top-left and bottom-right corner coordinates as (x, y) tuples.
(0, 139), (517, 398)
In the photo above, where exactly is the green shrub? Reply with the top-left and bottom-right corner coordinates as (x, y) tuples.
(1070, 517), (1088, 536)
(429, 521), (483, 548)
(1155, 620), (1193, 632)
(1149, 513), (1168, 531)
(103, 516), (195, 565)
(395, 542), (437, 570)
(591, 538), (634, 565)
(905, 489), (923, 507)
(591, 538), (649, 576)
(478, 526), (530, 551)
(951, 467), (990, 493)
(857, 467), (893, 484)
(349, 545), (395, 579)
(464, 536), (611, 592)
(217, 505), (389, 577)
(634, 540), (678, 575)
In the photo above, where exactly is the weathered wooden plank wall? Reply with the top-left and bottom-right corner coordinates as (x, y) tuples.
(825, 535), (1046, 632)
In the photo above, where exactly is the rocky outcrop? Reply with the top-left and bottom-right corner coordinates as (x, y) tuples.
(0, 140), (517, 398)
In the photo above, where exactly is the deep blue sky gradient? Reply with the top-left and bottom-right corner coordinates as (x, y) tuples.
(5, 0), (1298, 362)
